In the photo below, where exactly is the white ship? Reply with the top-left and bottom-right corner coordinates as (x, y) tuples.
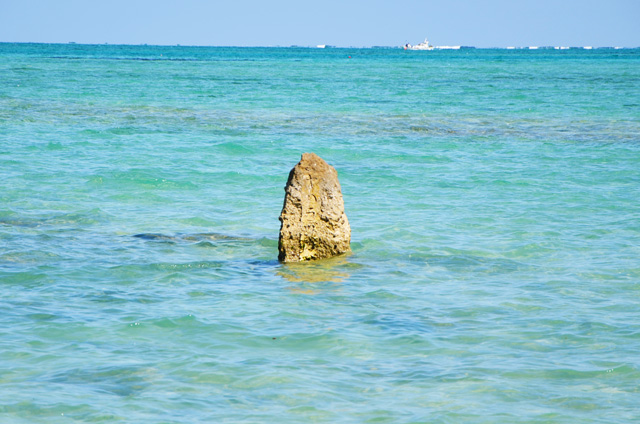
(404, 38), (434, 50)
(404, 38), (461, 51)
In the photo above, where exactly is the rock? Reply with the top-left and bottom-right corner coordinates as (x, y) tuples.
(278, 153), (351, 262)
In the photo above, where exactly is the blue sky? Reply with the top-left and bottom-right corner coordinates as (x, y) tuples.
(1, 0), (638, 47)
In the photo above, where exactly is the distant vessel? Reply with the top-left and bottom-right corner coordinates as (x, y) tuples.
(404, 38), (461, 50)
(404, 38), (434, 51)
(316, 45), (326, 49)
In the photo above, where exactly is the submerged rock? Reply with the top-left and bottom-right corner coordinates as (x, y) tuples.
(278, 153), (351, 262)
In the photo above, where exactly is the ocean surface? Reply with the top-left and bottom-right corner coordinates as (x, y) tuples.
(1, 43), (639, 423)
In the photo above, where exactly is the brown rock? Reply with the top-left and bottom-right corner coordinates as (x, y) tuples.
(278, 153), (351, 262)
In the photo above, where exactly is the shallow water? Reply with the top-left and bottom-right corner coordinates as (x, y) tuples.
(1, 43), (639, 423)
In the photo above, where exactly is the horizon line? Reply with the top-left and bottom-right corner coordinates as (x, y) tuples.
(1, 41), (638, 49)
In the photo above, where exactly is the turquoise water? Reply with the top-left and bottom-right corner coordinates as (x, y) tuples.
(1, 43), (639, 423)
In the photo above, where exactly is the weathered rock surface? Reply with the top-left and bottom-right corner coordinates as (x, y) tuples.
(278, 153), (351, 262)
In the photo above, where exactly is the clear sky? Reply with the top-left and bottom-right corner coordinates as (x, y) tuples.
(1, 0), (638, 48)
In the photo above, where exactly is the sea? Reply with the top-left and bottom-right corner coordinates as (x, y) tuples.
(1, 43), (639, 423)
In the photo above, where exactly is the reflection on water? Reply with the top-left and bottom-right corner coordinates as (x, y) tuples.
(277, 254), (352, 286)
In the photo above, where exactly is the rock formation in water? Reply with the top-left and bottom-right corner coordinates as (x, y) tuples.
(278, 153), (351, 262)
